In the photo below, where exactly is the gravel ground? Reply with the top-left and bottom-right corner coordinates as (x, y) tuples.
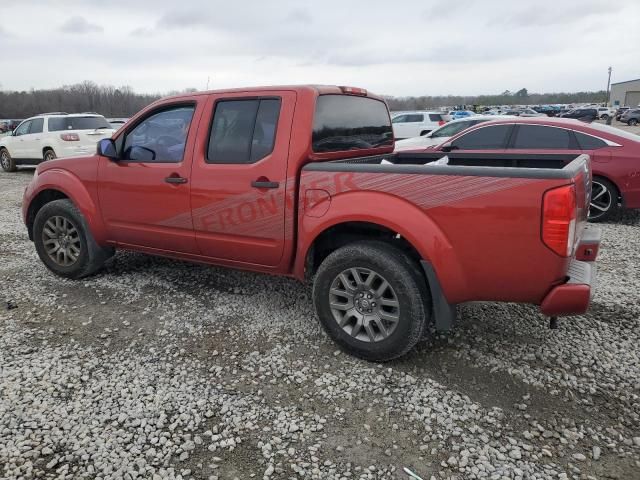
(1, 169), (639, 480)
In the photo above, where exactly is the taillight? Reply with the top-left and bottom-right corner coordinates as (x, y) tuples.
(60, 133), (80, 141)
(542, 185), (577, 257)
(438, 120), (446, 126)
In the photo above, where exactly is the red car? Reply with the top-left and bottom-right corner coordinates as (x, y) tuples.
(22, 86), (601, 361)
(421, 117), (640, 221)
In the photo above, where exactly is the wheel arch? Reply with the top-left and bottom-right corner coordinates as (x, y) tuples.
(295, 191), (468, 303)
(42, 146), (56, 157)
(26, 169), (108, 244)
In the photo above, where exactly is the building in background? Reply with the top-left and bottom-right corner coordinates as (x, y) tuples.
(610, 78), (640, 107)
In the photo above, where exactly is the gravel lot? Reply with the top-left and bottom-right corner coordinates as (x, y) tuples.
(1, 169), (639, 480)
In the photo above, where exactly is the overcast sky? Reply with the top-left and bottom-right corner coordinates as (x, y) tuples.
(1, 0), (638, 97)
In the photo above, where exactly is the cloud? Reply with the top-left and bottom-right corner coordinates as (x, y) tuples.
(60, 16), (103, 34)
(157, 10), (210, 29)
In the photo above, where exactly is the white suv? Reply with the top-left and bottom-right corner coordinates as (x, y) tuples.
(391, 111), (445, 139)
(596, 107), (615, 120)
(0, 113), (114, 172)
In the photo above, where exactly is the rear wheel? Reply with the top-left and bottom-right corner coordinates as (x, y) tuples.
(34, 199), (114, 279)
(43, 149), (56, 162)
(0, 148), (16, 172)
(601, 114), (609, 120)
(419, 130), (431, 136)
(629, 118), (638, 126)
(313, 241), (430, 362)
(589, 177), (620, 222)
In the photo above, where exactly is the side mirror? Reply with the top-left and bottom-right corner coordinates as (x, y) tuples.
(97, 138), (118, 159)
(441, 142), (457, 152)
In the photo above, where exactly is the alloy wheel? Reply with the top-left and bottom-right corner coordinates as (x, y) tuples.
(42, 215), (82, 266)
(328, 267), (400, 342)
(0, 151), (9, 170)
(589, 181), (613, 220)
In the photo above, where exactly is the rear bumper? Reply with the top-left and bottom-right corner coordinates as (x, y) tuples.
(540, 226), (601, 316)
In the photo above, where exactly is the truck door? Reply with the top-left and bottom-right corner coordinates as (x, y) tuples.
(97, 100), (202, 253)
(189, 91), (296, 266)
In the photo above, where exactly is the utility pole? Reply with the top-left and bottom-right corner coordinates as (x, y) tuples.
(606, 66), (612, 105)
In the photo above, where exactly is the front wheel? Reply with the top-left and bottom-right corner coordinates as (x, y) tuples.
(629, 119), (638, 126)
(589, 177), (620, 222)
(33, 199), (114, 279)
(313, 241), (430, 361)
(601, 114), (609, 120)
(0, 148), (16, 172)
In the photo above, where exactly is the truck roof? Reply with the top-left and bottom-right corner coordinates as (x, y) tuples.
(163, 85), (387, 103)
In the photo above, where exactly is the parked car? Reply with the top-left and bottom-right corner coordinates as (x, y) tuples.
(0, 113), (115, 172)
(620, 108), (640, 126)
(394, 115), (510, 151)
(559, 108), (598, 122)
(449, 110), (475, 120)
(518, 108), (546, 117)
(615, 107), (630, 121)
(425, 117), (640, 221)
(21, 85), (600, 361)
(596, 107), (616, 120)
(391, 111), (445, 139)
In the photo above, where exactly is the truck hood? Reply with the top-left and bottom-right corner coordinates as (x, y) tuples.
(37, 154), (99, 175)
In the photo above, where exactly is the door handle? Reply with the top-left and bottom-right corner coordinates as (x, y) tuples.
(251, 180), (279, 189)
(165, 175), (188, 184)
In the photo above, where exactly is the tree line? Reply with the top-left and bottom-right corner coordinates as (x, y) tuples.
(0, 81), (609, 119)
(0, 81), (164, 119)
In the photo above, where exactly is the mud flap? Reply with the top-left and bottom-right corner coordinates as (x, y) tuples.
(420, 260), (457, 332)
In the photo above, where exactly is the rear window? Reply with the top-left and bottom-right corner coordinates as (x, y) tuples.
(428, 114), (442, 122)
(312, 95), (393, 153)
(48, 116), (111, 131)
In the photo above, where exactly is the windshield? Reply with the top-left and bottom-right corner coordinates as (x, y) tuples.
(48, 116), (111, 132)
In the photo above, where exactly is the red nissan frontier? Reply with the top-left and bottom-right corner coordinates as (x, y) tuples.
(22, 85), (601, 361)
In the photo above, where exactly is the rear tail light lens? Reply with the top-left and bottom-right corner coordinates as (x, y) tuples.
(542, 185), (577, 257)
(60, 133), (80, 141)
(438, 120), (446, 126)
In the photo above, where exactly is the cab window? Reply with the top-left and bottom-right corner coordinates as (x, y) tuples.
(122, 105), (195, 162)
(207, 98), (281, 164)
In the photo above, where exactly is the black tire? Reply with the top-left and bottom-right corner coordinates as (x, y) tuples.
(0, 148), (16, 172)
(629, 119), (638, 126)
(589, 176), (620, 222)
(43, 148), (56, 162)
(313, 240), (430, 362)
(601, 114), (609, 120)
(33, 199), (114, 279)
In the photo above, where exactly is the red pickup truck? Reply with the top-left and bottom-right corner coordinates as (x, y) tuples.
(22, 85), (601, 361)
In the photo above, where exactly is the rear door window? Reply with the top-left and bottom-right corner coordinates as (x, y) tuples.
(405, 114), (424, 122)
(512, 125), (572, 149)
(207, 98), (281, 164)
(312, 95), (393, 153)
(452, 124), (512, 150)
(428, 114), (442, 122)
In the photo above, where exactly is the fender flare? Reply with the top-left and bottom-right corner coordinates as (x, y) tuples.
(27, 169), (108, 245)
(294, 190), (467, 303)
